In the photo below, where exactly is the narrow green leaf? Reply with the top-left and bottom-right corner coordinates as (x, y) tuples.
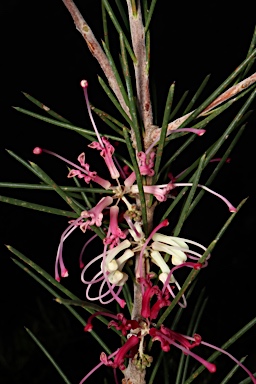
(102, 0), (137, 62)
(13, 106), (126, 143)
(71, 172), (92, 209)
(184, 316), (256, 383)
(154, 82), (175, 180)
(22, 92), (72, 123)
(169, 90), (189, 121)
(12, 257), (111, 352)
(114, 0), (130, 31)
(8, 247), (120, 341)
(25, 327), (72, 384)
(29, 162), (82, 215)
(98, 76), (133, 127)
(0, 195), (77, 218)
(102, 40), (130, 108)
(130, 0), (137, 15)
(183, 74), (211, 114)
(237, 25), (256, 81)
(157, 198), (247, 325)
(101, 0), (110, 50)
(91, 104), (127, 135)
(123, 128), (148, 235)
(55, 297), (112, 313)
(219, 356), (248, 384)
(122, 283), (133, 316)
(145, 25), (150, 74)
(0, 182), (112, 194)
(114, 153), (134, 171)
(180, 296), (208, 384)
(6, 149), (45, 178)
(171, 280), (198, 331)
(144, 0), (158, 32)
(148, 350), (164, 384)
(173, 154), (206, 237)
(120, 33), (143, 152)
(238, 372), (256, 384)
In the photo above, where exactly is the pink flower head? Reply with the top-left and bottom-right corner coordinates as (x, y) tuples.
(89, 137), (120, 180)
(80, 196), (113, 232)
(100, 335), (139, 370)
(103, 205), (126, 248)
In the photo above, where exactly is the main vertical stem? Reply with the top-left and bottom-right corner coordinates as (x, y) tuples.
(122, 202), (155, 384)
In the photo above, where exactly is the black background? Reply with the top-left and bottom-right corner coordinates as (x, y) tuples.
(1, 1), (256, 383)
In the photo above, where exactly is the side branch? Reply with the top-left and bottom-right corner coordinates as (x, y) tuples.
(62, 0), (130, 117)
(151, 72), (256, 143)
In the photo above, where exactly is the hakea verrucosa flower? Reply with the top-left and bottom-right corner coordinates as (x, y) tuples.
(81, 239), (133, 306)
(32, 147), (111, 190)
(103, 205), (126, 248)
(81, 278), (256, 383)
(138, 274), (171, 320)
(124, 151), (155, 187)
(54, 196), (113, 281)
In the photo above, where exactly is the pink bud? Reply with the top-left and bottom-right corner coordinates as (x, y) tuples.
(33, 147), (43, 154)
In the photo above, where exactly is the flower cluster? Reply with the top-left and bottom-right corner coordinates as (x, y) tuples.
(81, 273), (256, 384)
(32, 80), (256, 384)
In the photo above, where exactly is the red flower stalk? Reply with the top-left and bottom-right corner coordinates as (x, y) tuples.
(100, 335), (140, 370)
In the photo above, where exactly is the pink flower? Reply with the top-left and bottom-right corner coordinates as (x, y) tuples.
(67, 152), (110, 189)
(131, 181), (237, 211)
(79, 304), (256, 383)
(84, 311), (139, 336)
(79, 196), (113, 232)
(33, 147), (111, 190)
(139, 275), (171, 320)
(103, 205), (126, 248)
(124, 151), (155, 187)
(149, 327), (216, 373)
(131, 184), (173, 202)
(89, 137), (120, 180)
(80, 80), (120, 180)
